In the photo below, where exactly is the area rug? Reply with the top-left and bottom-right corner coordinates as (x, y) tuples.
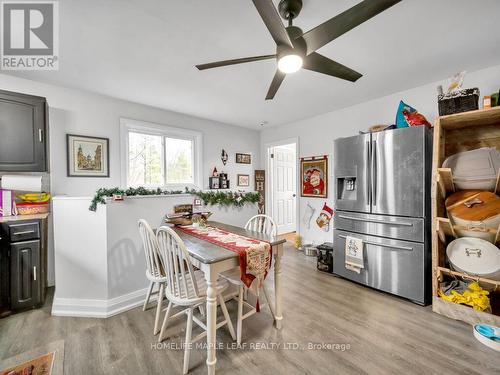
(0, 352), (55, 375)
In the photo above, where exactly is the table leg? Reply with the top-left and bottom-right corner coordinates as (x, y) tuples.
(274, 243), (283, 329)
(205, 267), (218, 375)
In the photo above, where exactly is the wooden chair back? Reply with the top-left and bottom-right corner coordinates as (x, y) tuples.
(156, 226), (201, 304)
(138, 219), (163, 279)
(245, 214), (277, 237)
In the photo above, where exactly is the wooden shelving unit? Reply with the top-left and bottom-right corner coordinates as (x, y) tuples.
(431, 107), (500, 326)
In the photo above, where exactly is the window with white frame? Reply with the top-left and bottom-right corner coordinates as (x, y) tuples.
(120, 118), (202, 188)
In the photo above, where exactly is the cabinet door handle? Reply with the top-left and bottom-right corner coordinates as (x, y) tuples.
(13, 230), (35, 235)
(38, 129), (43, 142)
(33, 266), (37, 281)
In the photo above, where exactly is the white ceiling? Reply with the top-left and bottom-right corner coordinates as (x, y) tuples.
(5, 0), (500, 129)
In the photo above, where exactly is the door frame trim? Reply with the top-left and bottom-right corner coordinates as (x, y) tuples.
(264, 137), (299, 235)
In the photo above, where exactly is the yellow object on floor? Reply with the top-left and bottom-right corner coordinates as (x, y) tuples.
(294, 234), (302, 249)
(438, 282), (491, 311)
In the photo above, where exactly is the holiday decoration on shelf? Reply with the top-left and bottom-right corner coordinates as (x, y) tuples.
(316, 202), (333, 231)
(212, 167), (219, 177)
(89, 187), (260, 211)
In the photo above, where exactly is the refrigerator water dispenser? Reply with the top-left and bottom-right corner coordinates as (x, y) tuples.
(337, 177), (357, 200)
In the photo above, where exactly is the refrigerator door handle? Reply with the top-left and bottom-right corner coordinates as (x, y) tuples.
(366, 140), (371, 206)
(338, 235), (413, 251)
(371, 140), (377, 206)
(337, 214), (414, 227)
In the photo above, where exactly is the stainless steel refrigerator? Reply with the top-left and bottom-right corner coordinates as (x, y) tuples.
(333, 126), (432, 305)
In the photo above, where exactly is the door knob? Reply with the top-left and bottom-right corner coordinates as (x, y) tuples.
(292, 194), (296, 197)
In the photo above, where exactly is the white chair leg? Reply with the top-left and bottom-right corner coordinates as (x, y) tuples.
(218, 293), (236, 341)
(154, 283), (165, 335)
(198, 305), (206, 317)
(183, 308), (194, 375)
(158, 301), (173, 342)
(237, 284), (244, 345)
(143, 281), (154, 311)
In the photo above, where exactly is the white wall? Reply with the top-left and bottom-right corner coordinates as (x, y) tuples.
(0, 73), (261, 287)
(0, 73), (260, 196)
(261, 63), (500, 245)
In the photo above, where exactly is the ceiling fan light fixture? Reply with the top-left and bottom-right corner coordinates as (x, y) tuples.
(277, 54), (303, 74)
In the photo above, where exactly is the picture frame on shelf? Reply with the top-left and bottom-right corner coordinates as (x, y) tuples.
(67, 134), (109, 177)
(235, 153), (251, 164)
(209, 177), (220, 189)
(237, 174), (250, 187)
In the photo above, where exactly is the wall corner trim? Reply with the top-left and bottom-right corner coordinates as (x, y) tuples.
(51, 287), (152, 318)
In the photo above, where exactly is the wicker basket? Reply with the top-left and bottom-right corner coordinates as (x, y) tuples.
(438, 88), (479, 116)
(16, 201), (49, 215)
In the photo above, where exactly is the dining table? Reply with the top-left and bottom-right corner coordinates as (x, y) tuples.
(170, 221), (286, 375)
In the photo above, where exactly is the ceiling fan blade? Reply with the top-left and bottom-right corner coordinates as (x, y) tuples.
(303, 52), (362, 82)
(196, 54), (276, 70)
(301, 0), (401, 55)
(252, 0), (293, 49)
(265, 70), (286, 100)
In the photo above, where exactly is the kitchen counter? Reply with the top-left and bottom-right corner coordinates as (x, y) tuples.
(0, 213), (49, 223)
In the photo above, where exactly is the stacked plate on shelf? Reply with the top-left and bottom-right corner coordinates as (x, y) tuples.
(443, 147), (500, 281)
(446, 238), (500, 280)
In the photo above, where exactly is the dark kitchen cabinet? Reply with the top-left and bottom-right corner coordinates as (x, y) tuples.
(0, 89), (48, 172)
(10, 240), (41, 310)
(0, 219), (46, 314)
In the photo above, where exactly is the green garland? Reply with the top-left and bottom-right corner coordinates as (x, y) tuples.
(89, 186), (260, 211)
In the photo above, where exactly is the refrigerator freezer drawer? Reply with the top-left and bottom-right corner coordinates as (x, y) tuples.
(334, 211), (425, 242)
(333, 229), (427, 304)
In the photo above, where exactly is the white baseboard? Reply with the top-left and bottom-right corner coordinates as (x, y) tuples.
(51, 287), (156, 318)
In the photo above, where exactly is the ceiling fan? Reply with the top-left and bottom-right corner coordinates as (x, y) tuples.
(196, 0), (401, 100)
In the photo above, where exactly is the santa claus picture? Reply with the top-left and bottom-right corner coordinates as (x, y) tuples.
(301, 157), (328, 198)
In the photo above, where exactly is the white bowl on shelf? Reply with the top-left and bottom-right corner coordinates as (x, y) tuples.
(446, 237), (500, 281)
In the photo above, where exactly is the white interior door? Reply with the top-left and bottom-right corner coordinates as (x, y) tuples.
(271, 145), (296, 234)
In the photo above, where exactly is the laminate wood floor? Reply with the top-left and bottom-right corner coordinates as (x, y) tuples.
(1, 244), (499, 375)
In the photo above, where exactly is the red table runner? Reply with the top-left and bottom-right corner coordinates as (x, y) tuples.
(177, 225), (272, 295)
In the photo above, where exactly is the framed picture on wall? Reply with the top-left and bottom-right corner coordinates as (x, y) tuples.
(254, 170), (265, 214)
(300, 156), (328, 198)
(235, 153), (251, 164)
(237, 174), (250, 187)
(67, 134), (109, 177)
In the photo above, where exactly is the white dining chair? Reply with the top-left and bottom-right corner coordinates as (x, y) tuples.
(245, 214), (278, 237)
(138, 219), (168, 335)
(156, 226), (236, 374)
(220, 214), (277, 345)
